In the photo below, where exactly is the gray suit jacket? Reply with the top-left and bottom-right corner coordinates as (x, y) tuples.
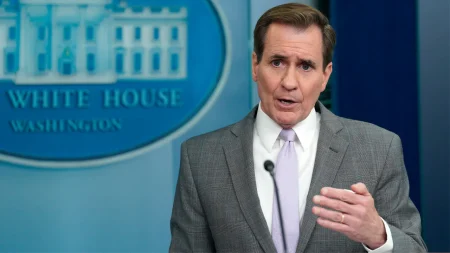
(170, 102), (427, 253)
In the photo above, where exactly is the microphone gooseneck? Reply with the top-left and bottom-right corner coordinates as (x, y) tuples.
(264, 160), (288, 253)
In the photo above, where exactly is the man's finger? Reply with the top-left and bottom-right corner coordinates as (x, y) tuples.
(312, 205), (358, 227)
(312, 195), (357, 215)
(320, 187), (364, 204)
(313, 206), (345, 223)
(351, 182), (370, 196)
(316, 217), (351, 234)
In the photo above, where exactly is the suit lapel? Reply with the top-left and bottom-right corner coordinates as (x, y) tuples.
(223, 107), (277, 253)
(297, 103), (349, 253)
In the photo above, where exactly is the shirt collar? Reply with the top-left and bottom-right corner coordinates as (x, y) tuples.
(255, 103), (318, 152)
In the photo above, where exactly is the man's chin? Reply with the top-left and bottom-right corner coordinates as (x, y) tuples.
(275, 112), (309, 127)
(275, 118), (298, 129)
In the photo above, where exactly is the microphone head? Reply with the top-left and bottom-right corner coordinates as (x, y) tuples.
(263, 160), (275, 173)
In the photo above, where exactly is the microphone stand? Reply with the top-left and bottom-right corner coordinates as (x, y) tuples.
(264, 160), (288, 253)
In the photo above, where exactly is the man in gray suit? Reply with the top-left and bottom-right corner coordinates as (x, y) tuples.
(170, 3), (427, 253)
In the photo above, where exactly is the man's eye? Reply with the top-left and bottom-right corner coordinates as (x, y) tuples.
(272, 60), (282, 67)
(301, 64), (311, 71)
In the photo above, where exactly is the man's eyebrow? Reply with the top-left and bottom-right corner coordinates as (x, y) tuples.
(268, 54), (287, 60)
(299, 58), (317, 68)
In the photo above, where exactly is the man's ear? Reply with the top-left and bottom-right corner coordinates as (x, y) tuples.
(321, 62), (333, 91)
(252, 52), (259, 82)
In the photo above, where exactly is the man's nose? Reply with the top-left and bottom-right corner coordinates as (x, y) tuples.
(281, 66), (298, 90)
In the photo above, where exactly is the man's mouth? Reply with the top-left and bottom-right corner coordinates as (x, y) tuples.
(278, 99), (295, 105)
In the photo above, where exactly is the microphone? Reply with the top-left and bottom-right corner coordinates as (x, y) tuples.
(264, 160), (287, 253)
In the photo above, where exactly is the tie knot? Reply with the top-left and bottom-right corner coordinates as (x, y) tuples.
(279, 129), (296, 142)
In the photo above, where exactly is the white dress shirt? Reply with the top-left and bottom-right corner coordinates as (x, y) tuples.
(253, 104), (393, 252)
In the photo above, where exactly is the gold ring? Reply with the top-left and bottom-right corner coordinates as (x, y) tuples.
(340, 214), (345, 223)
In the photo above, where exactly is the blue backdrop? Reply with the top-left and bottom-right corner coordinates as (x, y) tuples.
(0, 0), (252, 251)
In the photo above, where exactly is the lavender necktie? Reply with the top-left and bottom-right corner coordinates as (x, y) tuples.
(272, 129), (300, 253)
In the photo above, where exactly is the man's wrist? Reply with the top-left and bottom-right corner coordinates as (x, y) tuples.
(366, 217), (387, 249)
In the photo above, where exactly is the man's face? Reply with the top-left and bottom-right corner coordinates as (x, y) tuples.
(252, 23), (332, 128)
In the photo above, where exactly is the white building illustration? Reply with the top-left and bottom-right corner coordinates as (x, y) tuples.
(0, 0), (187, 84)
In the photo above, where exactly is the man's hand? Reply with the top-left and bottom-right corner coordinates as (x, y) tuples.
(312, 182), (387, 249)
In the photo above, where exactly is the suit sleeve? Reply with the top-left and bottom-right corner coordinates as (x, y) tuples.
(169, 141), (215, 252)
(374, 134), (427, 253)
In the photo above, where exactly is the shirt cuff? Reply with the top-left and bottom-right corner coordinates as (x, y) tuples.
(362, 217), (393, 253)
